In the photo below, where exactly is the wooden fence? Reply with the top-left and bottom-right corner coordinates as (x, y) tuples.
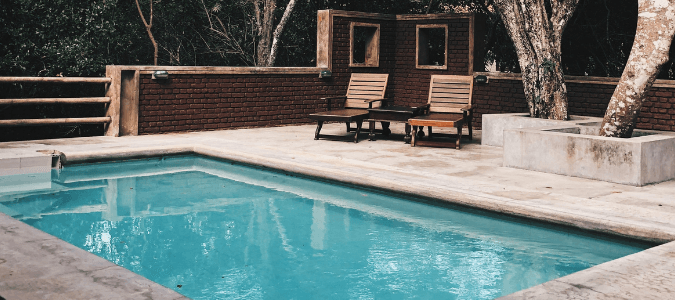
(0, 76), (116, 136)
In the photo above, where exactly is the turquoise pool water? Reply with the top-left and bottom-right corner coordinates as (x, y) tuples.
(1, 156), (649, 299)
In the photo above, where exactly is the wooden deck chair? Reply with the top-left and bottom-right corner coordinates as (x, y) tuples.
(409, 75), (473, 149)
(309, 73), (389, 143)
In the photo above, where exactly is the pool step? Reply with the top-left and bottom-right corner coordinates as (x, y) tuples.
(0, 153), (53, 176)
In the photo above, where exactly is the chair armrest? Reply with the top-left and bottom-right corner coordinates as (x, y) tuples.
(320, 96), (347, 111)
(417, 104), (431, 114)
(460, 105), (473, 112)
(320, 96), (348, 101)
(365, 98), (388, 109)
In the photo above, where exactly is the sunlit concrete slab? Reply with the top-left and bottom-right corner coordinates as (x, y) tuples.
(1, 124), (674, 299)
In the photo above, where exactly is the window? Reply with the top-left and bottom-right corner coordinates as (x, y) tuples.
(350, 22), (380, 67)
(416, 25), (448, 69)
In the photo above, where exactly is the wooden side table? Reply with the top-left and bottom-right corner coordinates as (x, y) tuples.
(409, 113), (467, 149)
(366, 106), (426, 143)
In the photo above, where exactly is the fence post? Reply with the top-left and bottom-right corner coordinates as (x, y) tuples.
(105, 66), (121, 136)
(119, 69), (140, 136)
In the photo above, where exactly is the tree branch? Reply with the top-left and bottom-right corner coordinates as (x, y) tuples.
(135, 0), (158, 65)
(268, 0), (297, 66)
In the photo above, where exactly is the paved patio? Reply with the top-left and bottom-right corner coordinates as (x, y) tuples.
(1, 123), (674, 299)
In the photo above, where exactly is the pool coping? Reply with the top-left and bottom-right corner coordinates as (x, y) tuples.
(1, 128), (675, 299)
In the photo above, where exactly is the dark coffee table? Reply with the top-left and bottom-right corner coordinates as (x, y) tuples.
(366, 105), (427, 143)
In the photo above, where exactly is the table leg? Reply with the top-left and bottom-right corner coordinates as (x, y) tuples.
(411, 126), (418, 147)
(354, 120), (363, 143)
(382, 122), (391, 136)
(404, 123), (412, 144)
(369, 121), (376, 141)
(417, 126), (425, 137)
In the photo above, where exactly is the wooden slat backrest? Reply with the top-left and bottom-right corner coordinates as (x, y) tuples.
(344, 73), (389, 109)
(428, 75), (473, 113)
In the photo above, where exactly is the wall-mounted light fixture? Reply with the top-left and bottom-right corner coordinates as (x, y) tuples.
(152, 70), (169, 80)
(475, 75), (488, 84)
(319, 70), (332, 79)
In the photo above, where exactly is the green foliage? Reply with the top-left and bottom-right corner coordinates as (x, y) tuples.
(0, 0), (668, 76)
(0, 0), (148, 77)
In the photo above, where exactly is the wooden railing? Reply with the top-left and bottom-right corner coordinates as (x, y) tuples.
(0, 76), (115, 135)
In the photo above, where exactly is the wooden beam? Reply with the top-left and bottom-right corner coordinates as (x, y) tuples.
(0, 117), (112, 126)
(0, 77), (112, 83)
(0, 97), (111, 105)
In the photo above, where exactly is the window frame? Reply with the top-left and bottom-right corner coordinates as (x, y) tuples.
(349, 22), (381, 68)
(416, 24), (449, 70)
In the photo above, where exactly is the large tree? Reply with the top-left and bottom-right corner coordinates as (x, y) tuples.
(493, 0), (580, 120)
(599, 0), (675, 137)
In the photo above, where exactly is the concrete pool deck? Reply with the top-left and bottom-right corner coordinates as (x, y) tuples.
(1, 123), (674, 299)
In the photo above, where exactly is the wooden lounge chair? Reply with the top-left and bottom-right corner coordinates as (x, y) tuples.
(309, 73), (389, 143)
(409, 75), (473, 149)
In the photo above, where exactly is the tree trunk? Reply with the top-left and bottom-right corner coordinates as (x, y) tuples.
(599, 0), (675, 137)
(494, 0), (579, 120)
(253, 0), (276, 66)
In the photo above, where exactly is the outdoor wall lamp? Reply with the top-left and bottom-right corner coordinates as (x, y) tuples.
(475, 75), (488, 84)
(152, 70), (169, 80)
(319, 70), (332, 79)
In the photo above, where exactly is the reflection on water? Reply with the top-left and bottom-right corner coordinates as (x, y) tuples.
(0, 156), (649, 300)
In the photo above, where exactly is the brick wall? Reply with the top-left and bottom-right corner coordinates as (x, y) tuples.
(391, 18), (472, 108)
(137, 11), (476, 135)
(472, 78), (528, 128)
(472, 76), (675, 132)
(138, 74), (341, 134)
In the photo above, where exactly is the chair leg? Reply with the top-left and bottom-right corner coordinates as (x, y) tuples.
(354, 120), (363, 143)
(346, 122), (351, 132)
(456, 126), (462, 149)
(468, 117), (473, 140)
(428, 126), (433, 140)
(314, 121), (323, 140)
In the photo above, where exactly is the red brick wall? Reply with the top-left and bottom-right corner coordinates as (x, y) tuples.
(137, 13), (474, 135)
(391, 18), (473, 108)
(472, 78), (528, 128)
(329, 16), (398, 98)
(138, 74), (342, 134)
(472, 77), (675, 132)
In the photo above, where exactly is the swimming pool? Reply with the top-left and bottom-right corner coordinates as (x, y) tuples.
(0, 156), (650, 299)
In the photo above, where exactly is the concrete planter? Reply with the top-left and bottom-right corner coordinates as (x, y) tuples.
(482, 113), (675, 186)
(481, 113), (603, 147)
